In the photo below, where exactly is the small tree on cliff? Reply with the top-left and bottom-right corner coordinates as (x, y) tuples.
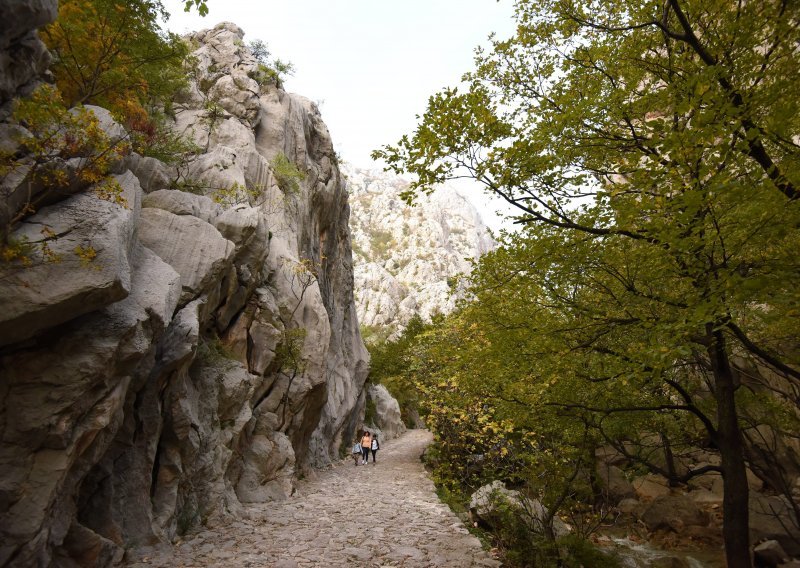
(41, 0), (188, 154)
(375, 0), (800, 565)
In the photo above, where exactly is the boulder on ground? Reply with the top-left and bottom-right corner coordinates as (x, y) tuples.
(633, 474), (671, 501)
(597, 464), (635, 503)
(688, 488), (723, 506)
(750, 493), (800, 557)
(469, 481), (570, 538)
(754, 539), (789, 567)
(595, 444), (630, 467)
(367, 384), (406, 441)
(617, 497), (642, 515)
(641, 494), (707, 532)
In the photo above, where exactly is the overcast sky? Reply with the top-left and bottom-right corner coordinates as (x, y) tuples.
(166, 1), (518, 229)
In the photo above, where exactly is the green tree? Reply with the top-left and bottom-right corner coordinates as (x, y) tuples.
(41, 0), (189, 148)
(183, 0), (209, 16)
(388, 307), (616, 563)
(3, 0), (192, 259)
(367, 315), (433, 428)
(376, 1), (800, 564)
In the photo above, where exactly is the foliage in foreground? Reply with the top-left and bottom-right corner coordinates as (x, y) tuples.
(1, 85), (130, 261)
(375, 0), (800, 565)
(367, 312), (615, 566)
(42, 0), (189, 155)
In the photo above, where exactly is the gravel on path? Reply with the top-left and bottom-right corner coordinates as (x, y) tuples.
(126, 429), (501, 567)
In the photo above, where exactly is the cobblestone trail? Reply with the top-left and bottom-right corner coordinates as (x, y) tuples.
(127, 429), (501, 567)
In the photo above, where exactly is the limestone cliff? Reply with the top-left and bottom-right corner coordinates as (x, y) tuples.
(346, 165), (494, 336)
(0, 15), (368, 567)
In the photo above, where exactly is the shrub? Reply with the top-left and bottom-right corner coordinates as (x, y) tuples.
(1, 85), (129, 262)
(212, 182), (263, 207)
(369, 230), (394, 257)
(245, 39), (295, 89)
(248, 39), (270, 63)
(482, 491), (621, 568)
(196, 336), (238, 365)
(270, 152), (305, 195)
(247, 60), (295, 90)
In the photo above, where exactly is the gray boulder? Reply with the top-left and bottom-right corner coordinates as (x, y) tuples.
(469, 481), (570, 538)
(137, 207), (235, 304)
(754, 540), (790, 566)
(367, 384), (406, 441)
(214, 204), (260, 246)
(0, 0), (56, 109)
(81, 105), (128, 147)
(124, 154), (175, 193)
(751, 493), (800, 557)
(641, 494), (708, 532)
(0, 171), (141, 346)
(597, 464), (636, 503)
(235, 410), (295, 503)
(208, 74), (261, 128)
(142, 189), (220, 224)
(633, 474), (671, 501)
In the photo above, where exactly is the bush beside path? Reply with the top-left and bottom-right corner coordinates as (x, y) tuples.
(126, 429), (500, 567)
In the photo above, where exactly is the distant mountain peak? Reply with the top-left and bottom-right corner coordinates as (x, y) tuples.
(345, 164), (494, 337)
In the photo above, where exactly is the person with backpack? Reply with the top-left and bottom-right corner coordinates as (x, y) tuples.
(360, 430), (372, 465)
(370, 434), (380, 464)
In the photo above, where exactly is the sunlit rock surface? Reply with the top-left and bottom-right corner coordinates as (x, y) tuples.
(346, 165), (494, 336)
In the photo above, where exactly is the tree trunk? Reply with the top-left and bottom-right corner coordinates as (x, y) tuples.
(660, 433), (679, 487)
(709, 326), (752, 567)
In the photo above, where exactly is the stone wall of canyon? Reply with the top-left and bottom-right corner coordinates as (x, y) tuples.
(0, 14), (368, 566)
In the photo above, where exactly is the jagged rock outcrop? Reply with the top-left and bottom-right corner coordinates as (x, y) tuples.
(0, 21), (368, 567)
(346, 165), (494, 335)
(0, 0), (55, 115)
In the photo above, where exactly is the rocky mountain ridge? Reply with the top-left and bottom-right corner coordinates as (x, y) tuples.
(0, 15), (372, 567)
(346, 165), (494, 336)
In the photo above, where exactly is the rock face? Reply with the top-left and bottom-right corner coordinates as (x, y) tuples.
(0, 22), (368, 567)
(0, 0), (56, 115)
(367, 384), (406, 440)
(346, 165), (494, 335)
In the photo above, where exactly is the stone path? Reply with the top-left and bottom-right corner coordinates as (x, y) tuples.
(127, 429), (501, 567)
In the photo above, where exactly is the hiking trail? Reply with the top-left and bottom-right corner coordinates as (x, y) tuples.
(126, 429), (501, 567)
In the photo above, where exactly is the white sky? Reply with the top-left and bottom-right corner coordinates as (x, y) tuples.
(166, 0), (518, 230)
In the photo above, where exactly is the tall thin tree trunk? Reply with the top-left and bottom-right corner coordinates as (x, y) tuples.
(709, 326), (752, 568)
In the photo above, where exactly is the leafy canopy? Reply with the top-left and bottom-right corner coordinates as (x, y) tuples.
(375, 1), (800, 564)
(41, 0), (189, 149)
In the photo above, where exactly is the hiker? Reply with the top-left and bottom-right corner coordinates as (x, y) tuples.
(360, 430), (372, 465)
(352, 439), (362, 466)
(370, 434), (380, 464)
